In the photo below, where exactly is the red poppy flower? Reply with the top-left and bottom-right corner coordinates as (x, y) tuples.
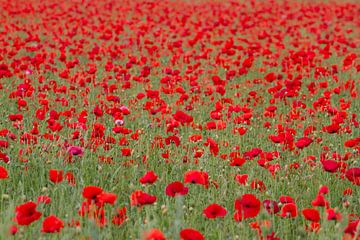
(140, 171), (158, 184)
(37, 195), (51, 204)
(180, 228), (204, 240)
(130, 190), (157, 206)
(8, 114), (23, 122)
(91, 123), (106, 138)
(344, 137), (360, 148)
(203, 203), (227, 219)
(189, 134), (202, 142)
(243, 148), (262, 160)
(279, 195), (294, 204)
(0, 140), (9, 149)
(343, 53), (357, 68)
(121, 148), (132, 156)
(266, 232), (281, 240)
(0, 152), (10, 163)
(295, 137), (313, 149)
(146, 89), (160, 99)
(204, 137), (219, 156)
(9, 225), (17, 235)
(82, 186), (103, 200)
(326, 208), (342, 221)
(344, 218), (360, 238)
(93, 105), (103, 118)
(184, 170), (209, 188)
(143, 229), (166, 240)
(312, 194), (328, 207)
(305, 222), (321, 233)
(165, 181), (189, 197)
(263, 200), (280, 214)
(0, 129), (9, 137)
(345, 168), (360, 186)
(0, 166), (8, 179)
(269, 134), (285, 144)
(235, 174), (248, 185)
(230, 157), (246, 167)
(165, 135), (181, 146)
(234, 194), (261, 221)
(205, 121), (217, 130)
(279, 203), (297, 218)
(41, 215), (64, 233)
(112, 206), (127, 225)
(97, 192), (117, 205)
(322, 123), (340, 134)
(302, 208), (320, 222)
(318, 185), (329, 195)
(173, 110), (193, 125)
(343, 188), (353, 196)
(15, 201), (42, 225)
(67, 145), (84, 156)
(250, 179), (266, 192)
(49, 169), (63, 184)
(65, 172), (76, 186)
(322, 160), (339, 172)
(78, 201), (106, 227)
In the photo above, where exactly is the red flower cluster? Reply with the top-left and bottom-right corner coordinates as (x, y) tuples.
(1, 0), (359, 238)
(79, 186), (119, 226)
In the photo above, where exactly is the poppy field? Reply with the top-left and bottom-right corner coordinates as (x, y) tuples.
(0, 0), (359, 239)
